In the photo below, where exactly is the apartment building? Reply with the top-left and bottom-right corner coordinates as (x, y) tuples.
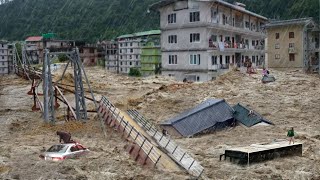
(150, 0), (268, 81)
(266, 18), (320, 73)
(25, 35), (75, 64)
(117, 30), (161, 74)
(141, 40), (161, 76)
(0, 40), (13, 75)
(103, 40), (119, 73)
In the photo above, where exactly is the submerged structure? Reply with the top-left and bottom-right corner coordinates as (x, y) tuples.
(160, 99), (235, 137)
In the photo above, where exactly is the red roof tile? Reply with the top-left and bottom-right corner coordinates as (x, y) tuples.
(25, 36), (43, 42)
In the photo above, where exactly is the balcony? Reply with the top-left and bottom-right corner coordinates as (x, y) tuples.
(209, 41), (250, 50)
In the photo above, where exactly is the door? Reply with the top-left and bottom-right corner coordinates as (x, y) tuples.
(235, 53), (241, 67)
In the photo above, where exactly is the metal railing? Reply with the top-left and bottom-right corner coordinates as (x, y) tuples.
(127, 109), (204, 178)
(100, 96), (161, 166)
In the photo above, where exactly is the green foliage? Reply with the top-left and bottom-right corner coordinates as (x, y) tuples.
(0, 0), (159, 42)
(0, 0), (318, 42)
(129, 68), (141, 77)
(58, 54), (68, 62)
(14, 42), (22, 64)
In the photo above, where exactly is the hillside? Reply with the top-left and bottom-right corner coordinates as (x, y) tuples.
(0, 0), (319, 42)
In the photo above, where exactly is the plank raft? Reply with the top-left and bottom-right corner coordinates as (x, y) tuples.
(221, 141), (302, 165)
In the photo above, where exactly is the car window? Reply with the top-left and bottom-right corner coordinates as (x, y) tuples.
(47, 145), (67, 153)
(70, 146), (79, 152)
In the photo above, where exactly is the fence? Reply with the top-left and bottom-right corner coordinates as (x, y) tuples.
(127, 109), (204, 178)
(99, 96), (161, 166)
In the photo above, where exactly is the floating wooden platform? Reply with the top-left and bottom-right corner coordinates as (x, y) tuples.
(221, 141), (302, 165)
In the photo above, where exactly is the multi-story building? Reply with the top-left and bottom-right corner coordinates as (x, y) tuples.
(0, 40), (13, 75)
(150, 0), (268, 81)
(266, 18), (320, 73)
(103, 40), (119, 73)
(25, 35), (75, 64)
(117, 30), (161, 74)
(140, 40), (161, 76)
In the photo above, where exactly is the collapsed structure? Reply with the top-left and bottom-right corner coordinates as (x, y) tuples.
(160, 99), (235, 137)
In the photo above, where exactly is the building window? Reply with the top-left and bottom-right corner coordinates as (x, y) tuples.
(245, 21), (250, 28)
(136, 61), (139, 66)
(275, 43), (280, 49)
(276, 33), (280, 39)
(168, 35), (177, 43)
(225, 56), (230, 64)
(289, 54), (295, 61)
(189, 12), (200, 22)
(120, 43), (123, 47)
(211, 56), (217, 65)
(275, 54), (280, 59)
(211, 35), (217, 42)
(130, 62), (132, 65)
(120, 62), (123, 65)
(289, 32), (294, 38)
(190, 54), (200, 65)
(136, 55), (139, 59)
(130, 49), (133, 53)
(169, 55), (177, 64)
(89, 49), (94, 53)
(130, 42), (133, 46)
(252, 40), (255, 46)
(252, 56), (255, 63)
(289, 43), (294, 48)
(129, 55), (132, 59)
(190, 33), (200, 43)
(168, 13), (176, 24)
(120, 55), (123, 59)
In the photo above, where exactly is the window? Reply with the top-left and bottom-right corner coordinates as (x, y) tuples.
(130, 49), (133, 53)
(168, 13), (176, 24)
(190, 33), (200, 43)
(289, 43), (294, 48)
(120, 49), (122, 53)
(130, 42), (133, 46)
(245, 21), (250, 28)
(120, 55), (123, 59)
(211, 35), (217, 42)
(211, 56), (217, 65)
(275, 54), (280, 59)
(225, 56), (230, 64)
(168, 35), (177, 43)
(289, 32), (294, 38)
(275, 43), (280, 49)
(129, 55), (132, 59)
(189, 12), (200, 22)
(89, 49), (94, 53)
(289, 54), (295, 61)
(120, 43), (123, 47)
(136, 55), (139, 59)
(252, 56), (255, 63)
(130, 62), (132, 65)
(252, 40), (255, 46)
(189, 54), (200, 65)
(276, 33), (280, 39)
(136, 61), (139, 66)
(169, 55), (177, 64)
(91, 59), (94, 63)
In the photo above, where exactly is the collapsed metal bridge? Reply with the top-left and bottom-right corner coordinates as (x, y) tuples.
(12, 42), (99, 124)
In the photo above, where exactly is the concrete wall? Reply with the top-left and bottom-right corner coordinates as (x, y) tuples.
(267, 25), (304, 68)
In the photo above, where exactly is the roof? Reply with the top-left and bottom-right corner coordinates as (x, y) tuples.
(25, 36), (43, 42)
(232, 103), (273, 127)
(117, 30), (161, 39)
(265, 18), (314, 28)
(160, 99), (234, 136)
(149, 0), (267, 20)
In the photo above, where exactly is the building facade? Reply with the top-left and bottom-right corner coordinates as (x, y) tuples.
(266, 18), (320, 73)
(150, 0), (268, 81)
(0, 41), (13, 75)
(140, 40), (161, 76)
(104, 40), (119, 73)
(117, 30), (161, 74)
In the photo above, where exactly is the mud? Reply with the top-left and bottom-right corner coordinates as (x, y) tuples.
(1, 67), (320, 179)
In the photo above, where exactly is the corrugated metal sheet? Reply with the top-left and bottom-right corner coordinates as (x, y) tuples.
(233, 103), (273, 127)
(160, 99), (234, 137)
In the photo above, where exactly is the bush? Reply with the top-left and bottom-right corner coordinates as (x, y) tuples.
(129, 68), (141, 77)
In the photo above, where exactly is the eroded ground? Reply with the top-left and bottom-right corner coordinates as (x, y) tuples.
(1, 67), (320, 179)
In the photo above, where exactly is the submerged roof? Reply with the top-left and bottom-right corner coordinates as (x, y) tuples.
(160, 99), (234, 136)
(149, 0), (267, 20)
(233, 103), (273, 127)
(25, 36), (43, 42)
(117, 30), (161, 39)
(266, 18), (314, 28)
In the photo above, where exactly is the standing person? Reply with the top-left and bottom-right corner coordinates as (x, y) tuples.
(287, 127), (295, 145)
(56, 131), (72, 144)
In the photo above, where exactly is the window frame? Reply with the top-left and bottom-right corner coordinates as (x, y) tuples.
(289, 32), (294, 39)
(189, 54), (201, 65)
(189, 11), (200, 22)
(190, 33), (200, 43)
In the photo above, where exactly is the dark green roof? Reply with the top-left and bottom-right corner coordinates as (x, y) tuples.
(233, 103), (273, 127)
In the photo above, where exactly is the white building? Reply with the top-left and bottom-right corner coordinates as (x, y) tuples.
(0, 40), (13, 75)
(150, 0), (268, 81)
(117, 30), (161, 74)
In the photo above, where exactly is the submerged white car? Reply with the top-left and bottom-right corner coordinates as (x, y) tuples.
(40, 143), (89, 161)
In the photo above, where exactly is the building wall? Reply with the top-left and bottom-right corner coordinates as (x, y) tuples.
(141, 41), (161, 76)
(158, 0), (267, 82)
(267, 25), (304, 68)
(0, 42), (11, 75)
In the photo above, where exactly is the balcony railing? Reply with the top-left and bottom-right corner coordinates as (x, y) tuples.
(288, 47), (296, 54)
